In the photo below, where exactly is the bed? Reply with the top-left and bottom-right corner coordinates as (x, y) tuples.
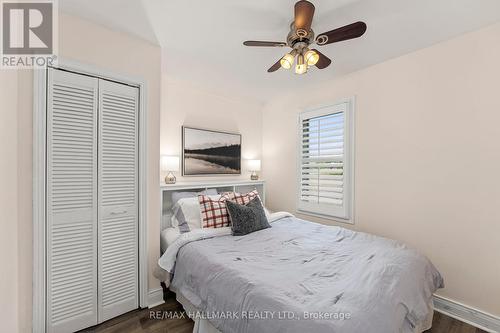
(160, 227), (180, 254)
(156, 183), (443, 333)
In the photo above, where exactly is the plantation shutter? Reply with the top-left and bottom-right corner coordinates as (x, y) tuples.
(298, 101), (353, 220)
(97, 79), (139, 321)
(46, 69), (98, 333)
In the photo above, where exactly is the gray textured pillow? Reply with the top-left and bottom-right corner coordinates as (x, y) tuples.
(226, 197), (271, 236)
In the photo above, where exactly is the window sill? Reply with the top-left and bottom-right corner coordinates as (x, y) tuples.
(296, 209), (354, 225)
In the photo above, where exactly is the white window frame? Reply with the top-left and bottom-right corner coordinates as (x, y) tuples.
(297, 97), (355, 224)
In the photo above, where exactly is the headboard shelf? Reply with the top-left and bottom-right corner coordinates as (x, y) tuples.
(160, 180), (266, 231)
(160, 179), (265, 191)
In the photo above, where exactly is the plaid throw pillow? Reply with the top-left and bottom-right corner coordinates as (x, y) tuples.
(198, 195), (231, 229)
(199, 190), (260, 229)
(223, 190), (259, 205)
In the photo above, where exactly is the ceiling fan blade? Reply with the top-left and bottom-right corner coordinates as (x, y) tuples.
(316, 21), (367, 46)
(311, 49), (332, 69)
(243, 41), (287, 47)
(294, 0), (315, 37)
(267, 58), (282, 73)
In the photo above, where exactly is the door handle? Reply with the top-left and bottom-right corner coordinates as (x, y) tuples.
(110, 210), (127, 215)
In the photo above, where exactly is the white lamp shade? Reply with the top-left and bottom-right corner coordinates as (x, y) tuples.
(161, 156), (179, 172)
(247, 159), (261, 171)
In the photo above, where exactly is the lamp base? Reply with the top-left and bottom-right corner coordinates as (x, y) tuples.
(165, 172), (176, 184)
(250, 171), (259, 181)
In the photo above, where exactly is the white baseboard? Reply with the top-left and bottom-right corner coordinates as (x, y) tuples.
(148, 288), (165, 308)
(433, 295), (500, 333)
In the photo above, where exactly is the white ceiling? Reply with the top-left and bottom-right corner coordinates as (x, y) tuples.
(60, 0), (500, 103)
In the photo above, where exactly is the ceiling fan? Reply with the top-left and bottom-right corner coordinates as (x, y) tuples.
(243, 0), (367, 75)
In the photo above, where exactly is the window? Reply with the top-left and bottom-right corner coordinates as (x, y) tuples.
(298, 99), (354, 222)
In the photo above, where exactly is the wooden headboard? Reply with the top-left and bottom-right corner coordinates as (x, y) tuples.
(160, 180), (266, 231)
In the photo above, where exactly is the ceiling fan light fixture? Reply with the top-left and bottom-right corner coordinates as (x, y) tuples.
(304, 49), (319, 66)
(295, 54), (307, 74)
(280, 53), (295, 69)
(243, 1), (367, 75)
(295, 63), (307, 75)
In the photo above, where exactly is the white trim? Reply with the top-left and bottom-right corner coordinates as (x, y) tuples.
(138, 67), (149, 310)
(54, 59), (145, 87)
(33, 68), (47, 333)
(296, 97), (355, 224)
(433, 295), (500, 333)
(32, 58), (149, 332)
(148, 288), (165, 308)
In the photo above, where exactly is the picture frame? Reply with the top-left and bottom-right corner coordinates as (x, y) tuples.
(182, 126), (242, 176)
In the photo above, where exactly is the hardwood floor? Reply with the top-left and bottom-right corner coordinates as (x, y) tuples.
(424, 312), (487, 333)
(79, 298), (486, 333)
(78, 299), (193, 333)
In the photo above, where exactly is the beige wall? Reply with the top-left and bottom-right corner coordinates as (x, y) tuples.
(0, 71), (19, 333)
(3, 8), (499, 333)
(3, 12), (263, 333)
(7, 13), (162, 332)
(262, 22), (500, 316)
(56, 12), (162, 297)
(160, 77), (263, 182)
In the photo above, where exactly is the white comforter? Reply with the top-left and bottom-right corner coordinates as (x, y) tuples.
(157, 214), (443, 333)
(158, 212), (293, 275)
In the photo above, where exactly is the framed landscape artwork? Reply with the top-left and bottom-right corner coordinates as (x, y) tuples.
(182, 126), (241, 176)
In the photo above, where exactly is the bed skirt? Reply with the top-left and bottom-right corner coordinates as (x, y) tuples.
(175, 292), (434, 333)
(175, 291), (221, 333)
(172, 288), (434, 333)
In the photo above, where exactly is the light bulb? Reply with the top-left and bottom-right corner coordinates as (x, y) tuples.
(304, 50), (319, 66)
(280, 53), (294, 69)
(295, 54), (307, 74)
(295, 64), (307, 74)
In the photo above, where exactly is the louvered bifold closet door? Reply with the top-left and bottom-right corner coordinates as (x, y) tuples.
(47, 69), (98, 333)
(98, 79), (139, 322)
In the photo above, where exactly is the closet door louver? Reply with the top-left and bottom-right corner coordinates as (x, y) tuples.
(46, 69), (98, 333)
(298, 102), (351, 219)
(97, 79), (139, 321)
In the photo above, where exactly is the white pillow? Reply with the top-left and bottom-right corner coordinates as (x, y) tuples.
(171, 188), (218, 205)
(171, 195), (221, 232)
